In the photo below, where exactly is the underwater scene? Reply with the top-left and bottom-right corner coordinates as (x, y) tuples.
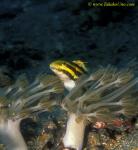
(0, 0), (138, 150)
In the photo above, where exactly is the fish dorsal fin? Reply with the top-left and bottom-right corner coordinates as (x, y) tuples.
(72, 60), (88, 72)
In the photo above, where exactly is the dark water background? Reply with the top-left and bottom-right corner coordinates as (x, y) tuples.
(0, 0), (137, 80)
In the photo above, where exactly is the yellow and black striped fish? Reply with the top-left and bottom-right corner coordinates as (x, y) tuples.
(50, 60), (88, 90)
(50, 60), (88, 81)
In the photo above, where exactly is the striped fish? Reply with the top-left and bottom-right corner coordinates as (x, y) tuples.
(50, 60), (88, 90)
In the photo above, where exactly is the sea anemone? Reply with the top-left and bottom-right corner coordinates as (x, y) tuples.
(60, 65), (138, 150)
(0, 74), (64, 150)
(0, 63), (137, 150)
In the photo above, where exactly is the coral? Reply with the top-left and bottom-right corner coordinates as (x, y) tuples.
(0, 62), (137, 150)
(60, 65), (138, 149)
(0, 73), (64, 149)
(63, 66), (138, 118)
